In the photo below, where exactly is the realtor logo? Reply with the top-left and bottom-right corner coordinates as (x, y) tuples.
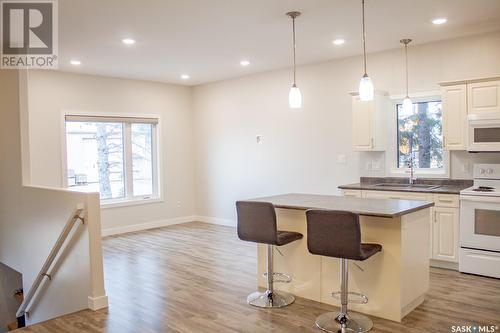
(1, 0), (58, 68)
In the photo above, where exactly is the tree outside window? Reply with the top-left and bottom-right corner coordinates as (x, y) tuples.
(65, 117), (157, 203)
(397, 100), (443, 170)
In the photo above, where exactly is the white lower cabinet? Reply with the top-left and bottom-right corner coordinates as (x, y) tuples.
(432, 207), (459, 262)
(342, 189), (460, 266)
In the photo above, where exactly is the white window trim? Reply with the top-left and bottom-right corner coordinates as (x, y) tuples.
(60, 110), (163, 208)
(386, 92), (450, 179)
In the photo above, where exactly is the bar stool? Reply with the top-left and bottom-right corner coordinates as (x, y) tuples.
(236, 201), (303, 308)
(306, 210), (382, 333)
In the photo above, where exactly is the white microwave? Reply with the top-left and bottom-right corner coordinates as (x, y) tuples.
(468, 113), (500, 152)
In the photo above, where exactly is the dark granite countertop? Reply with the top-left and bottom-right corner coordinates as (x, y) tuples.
(248, 193), (434, 218)
(338, 177), (472, 195)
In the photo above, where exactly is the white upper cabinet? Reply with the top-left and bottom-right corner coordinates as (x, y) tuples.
(351, 91), (389, 151)
(467, 80), (500, 114)
(440, 77), (500, 151)
(441, 84), (467, 150)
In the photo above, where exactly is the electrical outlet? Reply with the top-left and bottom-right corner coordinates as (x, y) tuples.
(176, 201), (181, 208)
(337, 154), (347, 164)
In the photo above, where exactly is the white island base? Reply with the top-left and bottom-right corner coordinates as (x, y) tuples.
(257, 207), (431, 322)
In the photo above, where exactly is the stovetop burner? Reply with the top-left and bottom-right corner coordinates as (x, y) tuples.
(472, 186), (495, 192)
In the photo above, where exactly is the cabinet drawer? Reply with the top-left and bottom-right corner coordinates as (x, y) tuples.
(433, 194), (459, 208)
(341, 189), (362, 198)
(362, 190), (432, 201)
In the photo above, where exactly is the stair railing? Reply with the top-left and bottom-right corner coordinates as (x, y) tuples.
(16, 205), (85, 318)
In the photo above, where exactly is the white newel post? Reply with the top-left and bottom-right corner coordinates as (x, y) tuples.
(85, 193), (108, 310)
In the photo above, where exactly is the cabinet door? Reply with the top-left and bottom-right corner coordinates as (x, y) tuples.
(352, 96), (374, 150)
(432, 207), (459, 263)
(442, 84), (467, 150)
(467, 80), (500, 114)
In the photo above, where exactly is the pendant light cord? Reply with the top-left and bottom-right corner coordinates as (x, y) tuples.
(292, 16), (297, 86)
(362, 0), (367, 75)
(405, 42), (409, 96)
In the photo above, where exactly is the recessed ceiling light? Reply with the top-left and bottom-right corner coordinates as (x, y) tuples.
(432, 18), (447, 25)
(122, 38), (136, 45)
(181, 74), (190, 80)
(70, 60), (81, 66)
(240, 60), (250, 66)
(332, 38), (345, 45)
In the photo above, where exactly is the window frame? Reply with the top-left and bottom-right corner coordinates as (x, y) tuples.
(60, 111), (163, 208)
(386, 93), (450, 178)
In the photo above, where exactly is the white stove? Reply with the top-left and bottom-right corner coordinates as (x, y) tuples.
(459, 164), (500, 279)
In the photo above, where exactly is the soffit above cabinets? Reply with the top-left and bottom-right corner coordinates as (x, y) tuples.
(440, 76), (500, 86)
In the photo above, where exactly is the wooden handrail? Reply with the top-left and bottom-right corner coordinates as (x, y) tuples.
(16, 205), (85, 318)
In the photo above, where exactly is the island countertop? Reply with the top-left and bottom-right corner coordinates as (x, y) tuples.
(248, 193), (434, 218)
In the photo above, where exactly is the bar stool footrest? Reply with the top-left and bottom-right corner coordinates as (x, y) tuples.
(331, 291), (368, 304)
(262, 272), (292, 283)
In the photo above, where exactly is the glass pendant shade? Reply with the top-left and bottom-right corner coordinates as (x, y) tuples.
(359, 74), (374, 101)
(289, 84), (302, 108)
(402, 96), (413, 115)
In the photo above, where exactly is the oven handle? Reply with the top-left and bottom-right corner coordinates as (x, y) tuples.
(460, 195), (500, 203)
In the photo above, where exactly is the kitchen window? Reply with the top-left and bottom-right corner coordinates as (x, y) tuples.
(389, 96), (449, 177)
(64, 115), (160, 206)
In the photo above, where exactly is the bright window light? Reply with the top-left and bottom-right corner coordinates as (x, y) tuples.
(65, 116), (159, 203)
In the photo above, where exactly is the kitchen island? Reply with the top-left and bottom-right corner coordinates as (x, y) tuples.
(248, 193), (434, 322)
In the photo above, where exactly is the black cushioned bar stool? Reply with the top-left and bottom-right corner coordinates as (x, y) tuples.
(306, 210), (382, 333)
(236, 201), (303, 308)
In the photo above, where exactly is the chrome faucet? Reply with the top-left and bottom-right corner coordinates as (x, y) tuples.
(407, 154), (417, 185)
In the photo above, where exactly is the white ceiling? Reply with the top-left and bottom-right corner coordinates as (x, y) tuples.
(59, 0), (500, 85)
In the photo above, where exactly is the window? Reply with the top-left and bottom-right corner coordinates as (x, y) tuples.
(65, 115), (159, 204)
(396, 99), (444, 171)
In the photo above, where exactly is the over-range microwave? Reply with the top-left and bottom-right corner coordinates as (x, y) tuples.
(468, 113), (500, 152)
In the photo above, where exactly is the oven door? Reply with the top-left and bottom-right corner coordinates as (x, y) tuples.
(460, 195), (500, 252)
(468, 114), (500, 152)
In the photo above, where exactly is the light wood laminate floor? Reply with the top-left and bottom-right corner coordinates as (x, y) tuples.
(20, 222), (500, 333)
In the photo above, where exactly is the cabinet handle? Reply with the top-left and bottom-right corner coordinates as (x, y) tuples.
(371, 138), (374, 148)
(443, 136), (446, 148)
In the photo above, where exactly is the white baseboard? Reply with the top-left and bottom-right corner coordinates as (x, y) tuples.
(101, 215), (197, 236)
(88, 295), (108, 310)
(193, 215), (236, 227)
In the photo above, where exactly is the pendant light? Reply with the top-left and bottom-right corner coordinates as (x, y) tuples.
(287, 11), (302, 109)
(401, 39), (413, 115)
(358, 0), (374, 101)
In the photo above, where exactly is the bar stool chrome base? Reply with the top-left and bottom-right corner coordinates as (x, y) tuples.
(315, 311), (373, 333)
(247, 290), (295, 308)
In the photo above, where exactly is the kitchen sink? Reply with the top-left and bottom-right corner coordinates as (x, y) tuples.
(373, 183), (440, 190)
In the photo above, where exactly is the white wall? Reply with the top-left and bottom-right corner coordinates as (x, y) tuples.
(0, 71), (106, 325)
(193, 31), (500, 223)
(26, 71), (196, 233)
